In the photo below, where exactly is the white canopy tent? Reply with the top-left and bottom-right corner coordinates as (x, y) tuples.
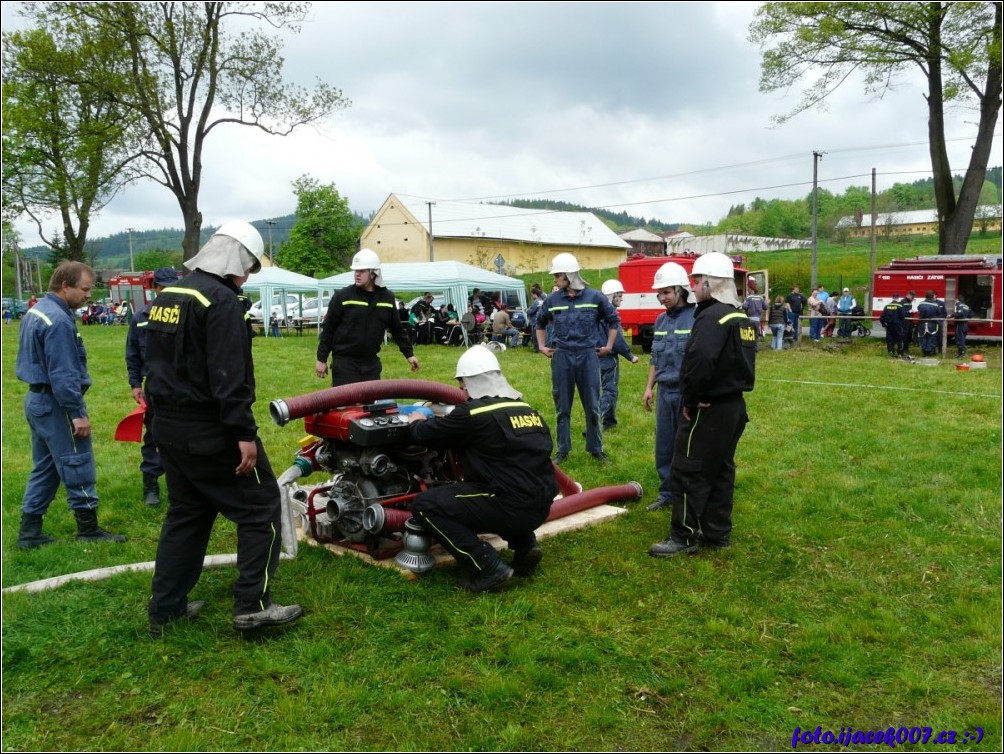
(319, 261), (527, 311)
(240, 267), (323, 337)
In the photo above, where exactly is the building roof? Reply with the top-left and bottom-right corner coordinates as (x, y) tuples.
(835, 205), (1002, 228)
(395, 195), (631, 249)
(618, 228), (665, 243)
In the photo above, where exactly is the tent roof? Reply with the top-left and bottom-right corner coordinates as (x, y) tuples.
(320, 261), (528, 309)
(241, 267), (321, 292)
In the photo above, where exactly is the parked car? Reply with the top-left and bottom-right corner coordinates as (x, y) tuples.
(248, 293), (312, 323)
(289, 296), (331, 326)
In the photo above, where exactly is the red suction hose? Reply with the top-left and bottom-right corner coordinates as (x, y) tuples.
(546, 481), (642, 521)
(271, 379), (467, 426)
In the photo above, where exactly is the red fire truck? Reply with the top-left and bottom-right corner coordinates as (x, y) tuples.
(617, 253), (766, 351)
(870, 254), (1002, 341)
(107, 271), (159, 315)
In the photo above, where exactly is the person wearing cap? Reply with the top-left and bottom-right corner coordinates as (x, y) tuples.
(649, 251), (756, 558)
(879, 293), (906, 357)
(597, 279), (640, 432)
(836, 287), (857, 338)
(535, 252), (620, 465)
(315, 248), (419, 386)
(641, 263), (695, 511)
(125, 266), (181, 507)
(898, 291), (917, 356)
(15, 262), (128, 549)
(144, 221), (302, 635)
(406, 345), (558, 592)
(917, 289), (948, 357)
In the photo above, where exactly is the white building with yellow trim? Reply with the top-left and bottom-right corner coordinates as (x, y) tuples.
(359, 194), (631, 274)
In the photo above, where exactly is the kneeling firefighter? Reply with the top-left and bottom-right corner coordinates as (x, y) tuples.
(405, 345), (558, 592)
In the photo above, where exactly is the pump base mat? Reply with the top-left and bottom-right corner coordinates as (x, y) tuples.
(298, 504), (628, 579)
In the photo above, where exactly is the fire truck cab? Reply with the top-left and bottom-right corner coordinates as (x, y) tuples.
(616, 253), (765, 351)
(871, 255), (1002, 342)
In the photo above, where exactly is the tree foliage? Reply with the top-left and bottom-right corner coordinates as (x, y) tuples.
(1, 23), (142, 260)
(13, 1), (351, 261)
(275, 175), (362, 277)
(750, 1), (1002, 254)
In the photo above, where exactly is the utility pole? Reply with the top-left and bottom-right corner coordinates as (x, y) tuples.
(869, 168), (877, 313)
(265, 220), (276, 264)
(426, 201), (436, 262)
(811, 151), (822, 290)
(127, 228), (135, 271)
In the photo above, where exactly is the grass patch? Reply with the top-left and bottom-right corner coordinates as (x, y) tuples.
(2, 318), (1001, 751)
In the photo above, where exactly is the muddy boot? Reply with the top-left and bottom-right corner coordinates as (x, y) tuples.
(142, 473), (161, 507)
(17, 513), (56, 549)
(74, 509), (127, 543)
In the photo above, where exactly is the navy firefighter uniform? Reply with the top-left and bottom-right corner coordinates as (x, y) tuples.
(649, 302), (696, 505)
(317, 284), (415, 386)
(16, 294), (98, 515)
(668, 300), (756, 548)
(879, 298), (905, 356)
(535, 286), (619, 458)
(143, 269), (283, 622)
(409, 397), (558, 582)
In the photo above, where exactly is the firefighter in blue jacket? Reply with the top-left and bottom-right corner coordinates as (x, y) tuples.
(642, 262), (696, 511)
(125, 266), (180, 506)
(144, 221), (302, 635)
(597, 279), (640, 431)
(15, 262), (127, 548)
(649, 252), (756, 557)
(917, 290), (948, 357)
(951, 294), (974, 358)
(535, 253), (620, 465)
(407, 346), (558, 592)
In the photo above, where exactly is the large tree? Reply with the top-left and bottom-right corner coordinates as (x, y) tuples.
(276, 175), (362, 277)
(16, 1), (350, 261)
(2, 25), (141, 260)
(750, 2), (1002, 255)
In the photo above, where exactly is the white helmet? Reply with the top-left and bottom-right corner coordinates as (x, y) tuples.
(351, 248), (381, 270)
(601, 280), (625, 296)
(550, 252), (581, 274)
(652, 262), (690, 290)
(455, 345), (501, 378)
(214, 221), (265, 267)
(691, 251), (735, 279)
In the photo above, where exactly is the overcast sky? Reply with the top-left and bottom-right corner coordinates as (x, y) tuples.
(4, 1), (1001, 248)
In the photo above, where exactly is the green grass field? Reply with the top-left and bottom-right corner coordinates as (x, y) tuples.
(2, 317), (1000, 751)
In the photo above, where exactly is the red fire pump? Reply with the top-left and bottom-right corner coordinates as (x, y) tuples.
(269, 380), (643, 572)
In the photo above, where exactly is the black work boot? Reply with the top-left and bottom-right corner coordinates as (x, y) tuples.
(74, 509), (127, 543)
(142, 473), (161, 507)
(460, 558), (514, 593)
(17, 513), (56, 549)
(511, 536), (543, 576)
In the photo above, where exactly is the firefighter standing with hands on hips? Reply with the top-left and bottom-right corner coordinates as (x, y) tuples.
(649, 251), (756, 557)
(406, 345), (558, 592)
(315, 248), (419, 386)
(144, 221), (302, 636)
